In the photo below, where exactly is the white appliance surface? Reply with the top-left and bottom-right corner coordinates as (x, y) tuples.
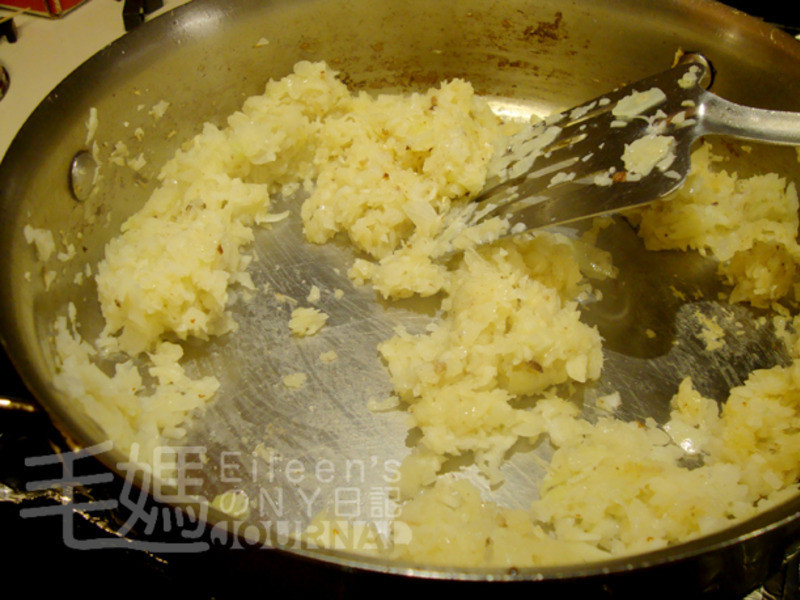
(0, 0), (191, 160)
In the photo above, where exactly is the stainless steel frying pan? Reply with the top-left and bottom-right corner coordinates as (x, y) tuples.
(2, 0), (800, 596)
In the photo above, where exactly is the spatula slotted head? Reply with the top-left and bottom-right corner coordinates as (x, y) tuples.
(474, 53), (712, 233)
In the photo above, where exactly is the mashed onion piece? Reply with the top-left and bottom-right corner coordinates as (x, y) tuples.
(47, 60), (800, 567)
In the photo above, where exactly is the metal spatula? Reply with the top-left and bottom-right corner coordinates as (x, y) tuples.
(472, 53), (800, 234)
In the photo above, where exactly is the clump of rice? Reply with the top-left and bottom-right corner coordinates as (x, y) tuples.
(23, 225), (56, 261)
(300, 79), (504, 260)
(631, 143), (800, 307)
(289, 307), (328, 337)
(389, 475), (610, 567)
(52, 305), (219, 463)
(282, 372), (308, 389)
(380, 235), (606, 493)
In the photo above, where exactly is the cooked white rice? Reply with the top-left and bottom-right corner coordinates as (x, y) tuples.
(44, 60), (800, 568)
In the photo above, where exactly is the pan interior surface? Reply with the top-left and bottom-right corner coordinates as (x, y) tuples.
(2, 0), (800, 584)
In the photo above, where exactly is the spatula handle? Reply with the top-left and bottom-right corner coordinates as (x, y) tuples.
(703, 93), (800, 146)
